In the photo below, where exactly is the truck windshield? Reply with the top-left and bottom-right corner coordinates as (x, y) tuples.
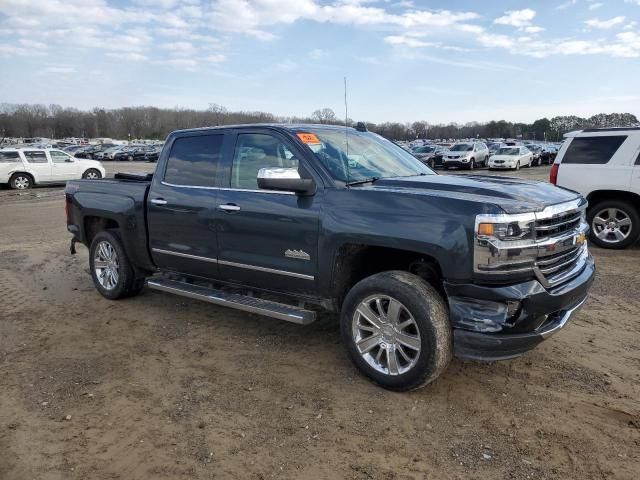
(298, 128), (433, 183)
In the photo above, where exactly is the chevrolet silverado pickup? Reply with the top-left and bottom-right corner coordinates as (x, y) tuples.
(65, 123), (595, 391)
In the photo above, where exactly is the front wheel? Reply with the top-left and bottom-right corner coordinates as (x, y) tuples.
(341, 271), (452, 391)
(468, 158), (475, 170)
(82, 168), (102, 180)
(89, 230), (145, 299)
(588, 200), (640, 249)
(515, 161), (520, 171)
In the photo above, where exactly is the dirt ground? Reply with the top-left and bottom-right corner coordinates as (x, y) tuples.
(0, 166), (639, 479)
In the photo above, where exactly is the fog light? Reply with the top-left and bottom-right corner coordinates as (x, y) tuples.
(506, 300), (521, 321)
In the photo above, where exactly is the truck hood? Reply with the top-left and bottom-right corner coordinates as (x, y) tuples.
(366, 174), (579, 214)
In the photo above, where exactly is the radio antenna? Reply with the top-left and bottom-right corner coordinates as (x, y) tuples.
(344, 76), (350, 184)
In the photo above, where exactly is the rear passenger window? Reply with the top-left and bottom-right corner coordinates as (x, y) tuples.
(0, 151), (20, 162)
(635, 151), (640, 165)
(562, 136), (627, 165)
(23, 151), (48, 163)
(164, 134), (223, 187)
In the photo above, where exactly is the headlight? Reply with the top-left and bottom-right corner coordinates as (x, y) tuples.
(477, 218), (535, 241)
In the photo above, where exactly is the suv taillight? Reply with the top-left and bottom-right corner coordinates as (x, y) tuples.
(550, 163), (559, 185)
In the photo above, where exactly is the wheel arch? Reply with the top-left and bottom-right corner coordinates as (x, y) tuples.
(330, 243), (445, 311)
(586, 190), (640, 212)
(9, 171), (36, 185)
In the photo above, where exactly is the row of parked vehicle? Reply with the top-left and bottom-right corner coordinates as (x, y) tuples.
(63, 143), (163, 162)
(409, 141), (558, 170)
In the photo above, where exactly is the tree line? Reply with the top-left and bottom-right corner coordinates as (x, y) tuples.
(0, 103), (637, 143)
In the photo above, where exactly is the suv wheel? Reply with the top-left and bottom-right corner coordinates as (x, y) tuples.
(468, 158), (475, 170)
(9, 173), (33, 190)
(588, 200), (640, 249)
(89, 230), (145, 299)
(515, 161), (520, 171)
(82, 169), (102, 180)
(341, 271), (452, 391)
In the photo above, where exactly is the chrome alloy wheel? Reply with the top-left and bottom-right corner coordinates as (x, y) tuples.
(592, 208), (632, 244)
(13, 175), (30, 189)
(94, 241), (119, 290)
(351, 295), (421, 376)
(85, 171), (99, 179)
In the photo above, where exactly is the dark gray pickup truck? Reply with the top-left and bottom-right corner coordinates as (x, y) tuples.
(65, 123), (595, 390)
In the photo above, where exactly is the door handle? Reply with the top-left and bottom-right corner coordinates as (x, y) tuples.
(151, 198), (168, 205)
(218, 203), (241, 212)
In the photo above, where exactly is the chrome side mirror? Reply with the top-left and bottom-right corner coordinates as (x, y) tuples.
(257, 167), (316, 195)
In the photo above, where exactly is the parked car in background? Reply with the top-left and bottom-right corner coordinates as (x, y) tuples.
(75, 144), (115, 159)
(488, 146), (533, 170)
(63, 145), (84, 154)
(541, 145), (558, 165)
(112, 146), (141, 161)
(0, 148), (105, 189)
(443, 142), (489, 169)
(487, 142), (505, 154)
(552, 127), (640, 249)
(412, 144), (447, 168)
(144, 146), (163, 162)
(525, 144), (544, 166)
(93, 146), (121, 161)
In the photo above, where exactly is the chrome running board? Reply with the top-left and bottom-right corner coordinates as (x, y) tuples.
(146, 278), (316, 325)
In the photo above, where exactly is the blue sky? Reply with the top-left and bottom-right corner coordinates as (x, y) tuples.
(0, 0), (638, 123)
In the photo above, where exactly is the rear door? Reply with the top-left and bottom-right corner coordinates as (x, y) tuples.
(147, 132), (228, 279)
(215, 128), (322, 294)
(0, 151), (21, 183)
(22, 150), (53, 182)
(49, 150), (80, 180)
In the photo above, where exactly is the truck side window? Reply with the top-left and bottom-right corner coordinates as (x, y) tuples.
(164, 134), (223, 187)
(231, 133), (298, 190)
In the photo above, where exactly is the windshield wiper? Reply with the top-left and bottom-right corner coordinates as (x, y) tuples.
(346, 177), (380, 186)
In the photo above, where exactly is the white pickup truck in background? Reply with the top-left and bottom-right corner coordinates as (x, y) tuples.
(552, 127), (640, 249)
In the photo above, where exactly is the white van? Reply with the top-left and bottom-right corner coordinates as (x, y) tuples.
(551, 127), (640, 249)
(0, 148), (106, 189)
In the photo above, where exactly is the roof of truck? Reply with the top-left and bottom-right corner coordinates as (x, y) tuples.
(172, 123), (362, 135)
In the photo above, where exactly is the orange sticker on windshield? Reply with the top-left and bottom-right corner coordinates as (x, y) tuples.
(296, 132), (321, 145)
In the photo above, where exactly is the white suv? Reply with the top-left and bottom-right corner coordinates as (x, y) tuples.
(0, 148), (106, 189)
(552, 127), (640, 249)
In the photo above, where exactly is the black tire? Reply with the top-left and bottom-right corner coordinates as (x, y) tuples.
(82, 168), (102, 180)
(9, 173), (33, 190)
(340, 271), (452, 391)
(89, 230), (145, 299)
(128, 155), (134, 162)
(587, 200), (640, 249)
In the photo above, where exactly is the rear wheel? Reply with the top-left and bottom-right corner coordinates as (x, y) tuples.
(82, 168), (102, 180)
(588, 200), (640, 249)
(89, 230), (145, 299)
(9, 173), (32, 190)
(341, 271), (452, 391)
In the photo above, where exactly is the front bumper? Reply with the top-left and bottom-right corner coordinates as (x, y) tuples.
(445, 253), (595, 361)
(489, 162), (515, 169)
(443, 159), (470, 168)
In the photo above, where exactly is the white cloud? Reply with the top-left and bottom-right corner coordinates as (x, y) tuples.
(494, 9), (536, 28)
(588, 2), (603, 10)
(309, 48), (326, 59)
(556, 0), (577, 10)
(585, 16), (626, 29)
(523, 26), (544, 34)
(384, 35), (430, 48)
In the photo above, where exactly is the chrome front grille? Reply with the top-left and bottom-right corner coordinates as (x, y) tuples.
(474, 199), (589, 289)
(534, 243), (587, 288)
(535, 211), (582, 240)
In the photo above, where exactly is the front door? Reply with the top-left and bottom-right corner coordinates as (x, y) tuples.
(147, 132), (226, 279)
(49, 150), (80, 180)
(215, 130), (322, 294)
(22, 150), (53, 182)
